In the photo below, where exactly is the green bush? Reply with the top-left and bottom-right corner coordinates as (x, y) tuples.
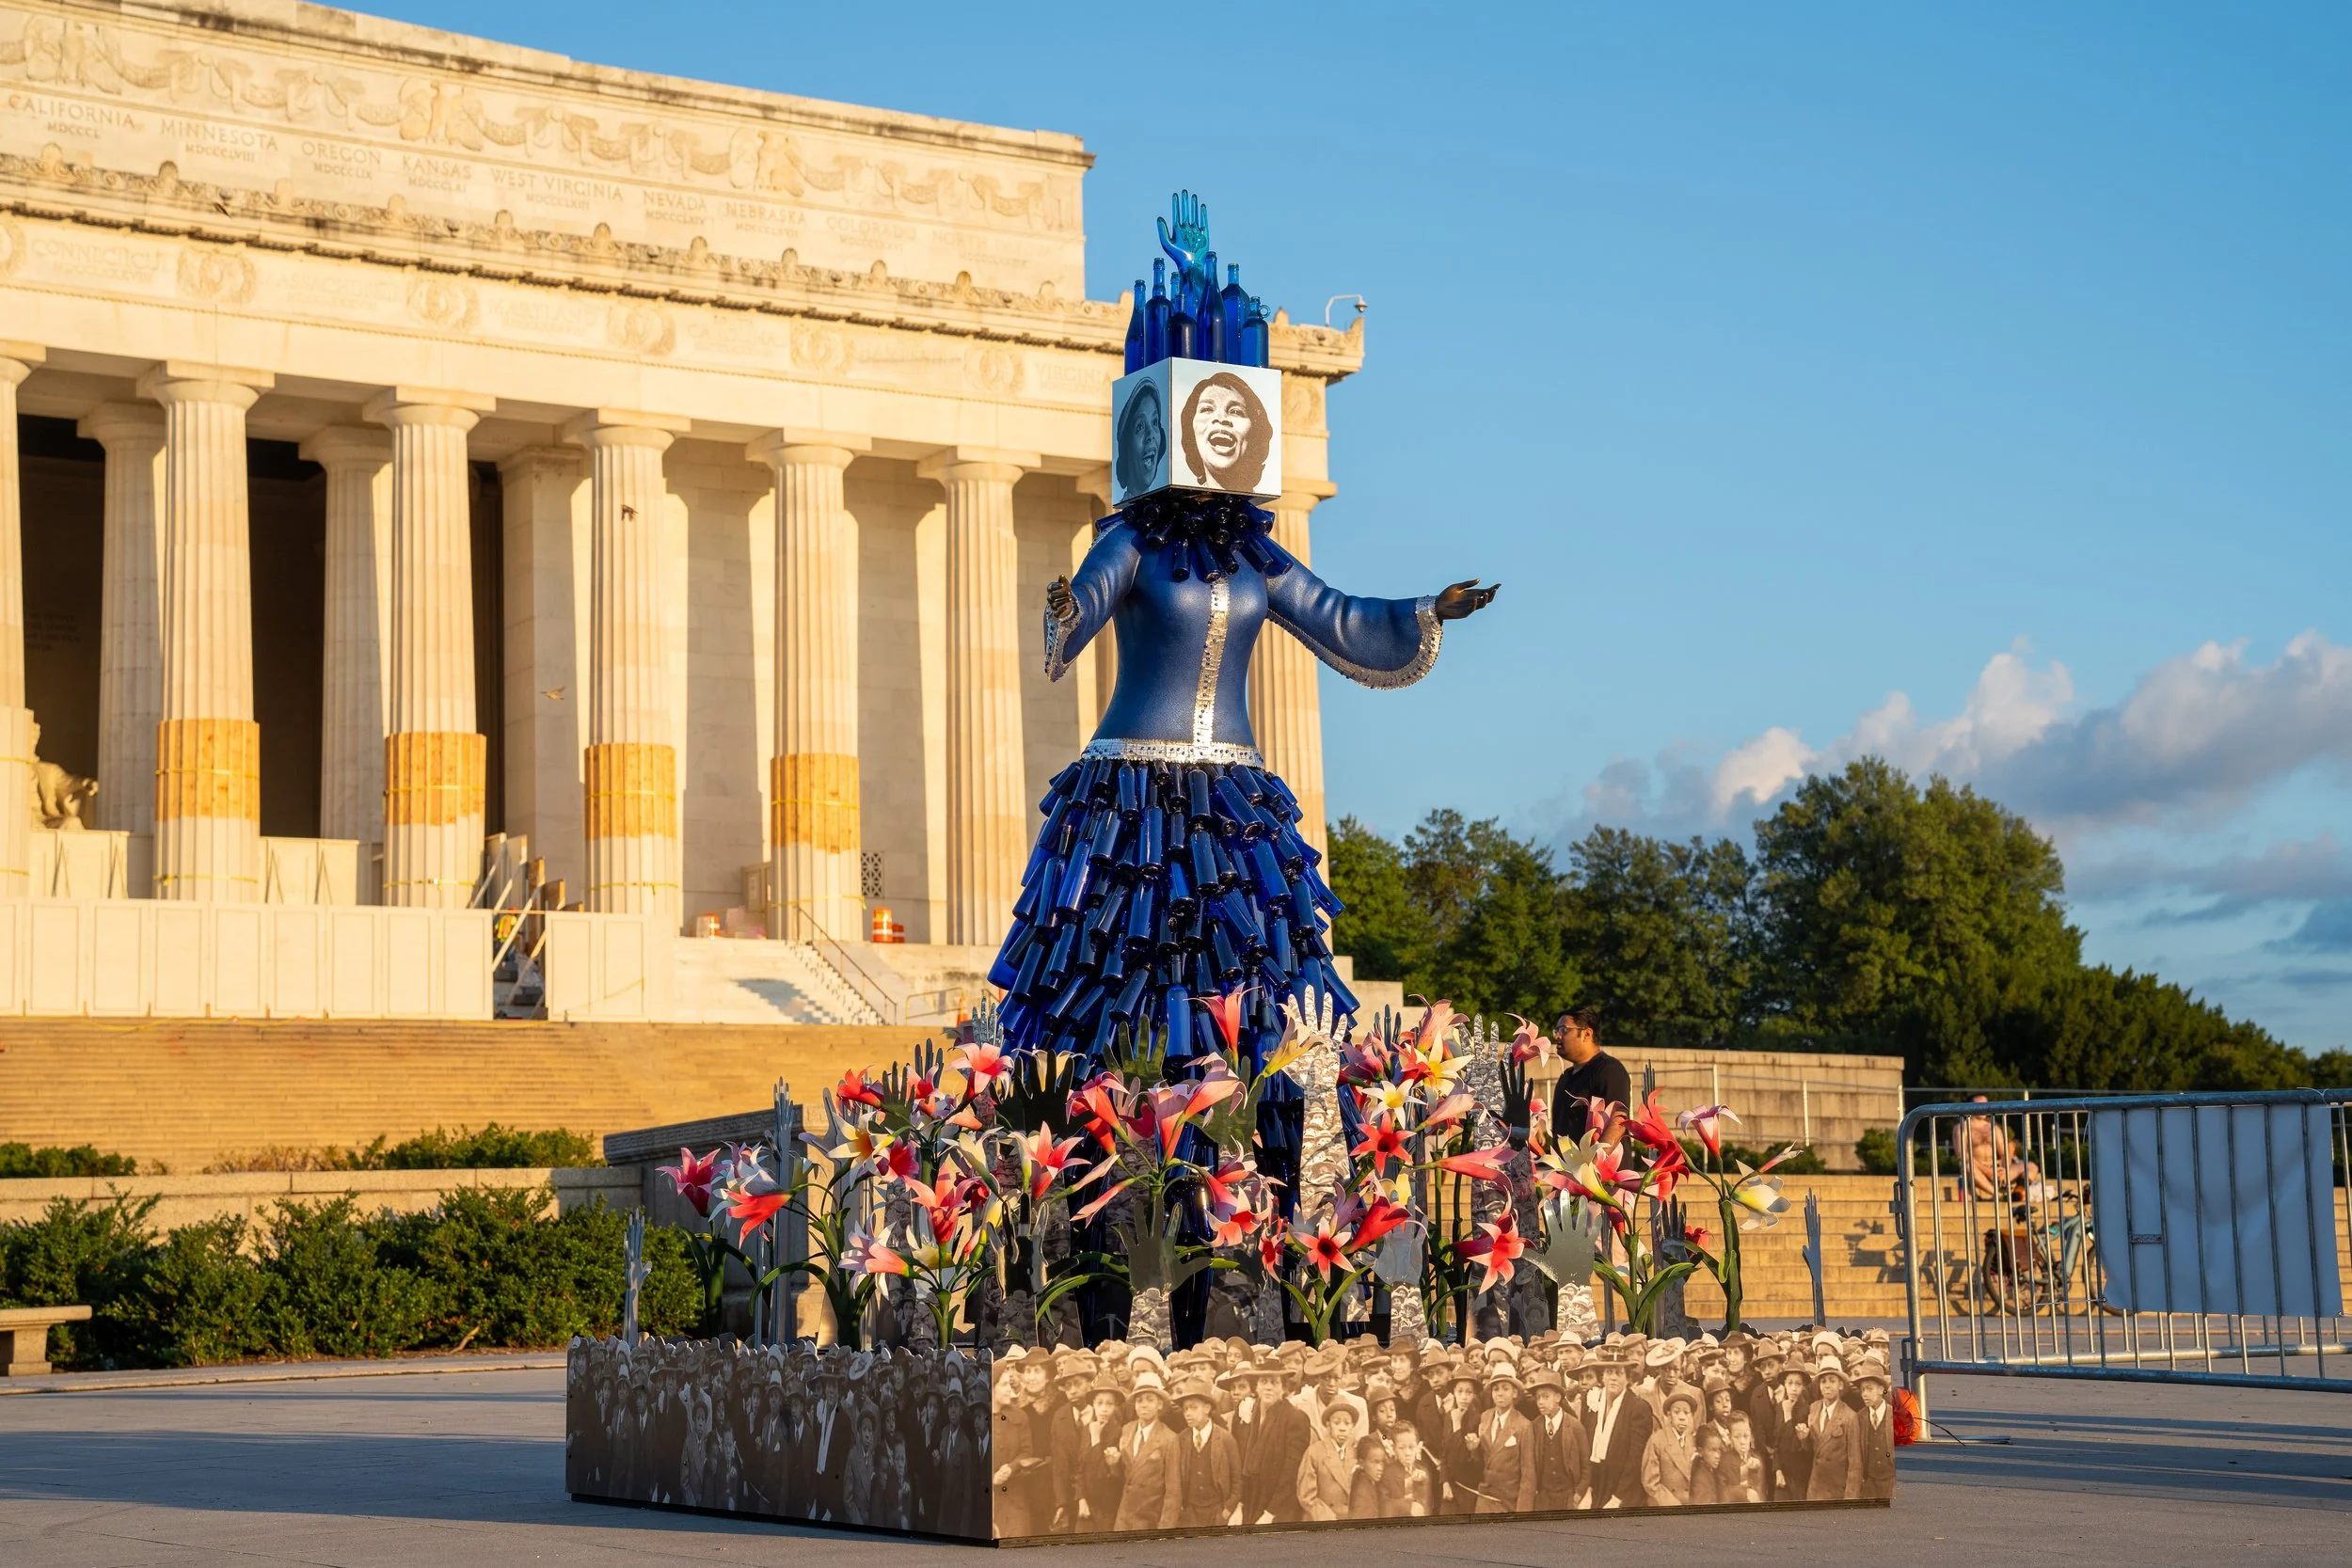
(0, 1142), (138, 1178)
(209, 1124), (599, 1174)
(1855, 1128), (1900, 1175)
(0, 1186), (696, 1370)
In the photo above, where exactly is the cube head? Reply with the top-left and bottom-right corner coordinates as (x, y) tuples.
(1108, 359), (1283, 507)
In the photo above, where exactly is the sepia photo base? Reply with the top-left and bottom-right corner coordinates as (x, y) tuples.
(567, 1325), (1899, 1545)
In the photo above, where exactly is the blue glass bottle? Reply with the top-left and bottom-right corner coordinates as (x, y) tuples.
(1240, 295), (1269, 368)
(1124, 277), (1147, 373)
(1168, 270), (1198, 361)
(1144, 259), (1171, 366)
(1220, 264), (1247, 363)
(1199, 250), (1229, 362)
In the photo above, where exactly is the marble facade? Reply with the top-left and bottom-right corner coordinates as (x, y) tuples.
(0, 0), (1359, 951)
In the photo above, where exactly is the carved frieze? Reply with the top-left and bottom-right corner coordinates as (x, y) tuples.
(0, 2), (1083, 293)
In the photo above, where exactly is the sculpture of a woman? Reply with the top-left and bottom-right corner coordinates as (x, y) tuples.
(986, 499), (1495, 1073)
(989, 193), (1497, 1096)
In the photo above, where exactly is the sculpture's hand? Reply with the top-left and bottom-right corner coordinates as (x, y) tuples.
(1046, 575), (1077, 626)
(1434, 579), (1499, 621)
(1156, 190), (1211, 289)
(1529, 1195), (1603, 1285)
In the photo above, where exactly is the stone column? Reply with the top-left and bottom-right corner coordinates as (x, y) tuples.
(0, 343), (42, 895)
(78, 400), (166, 839)
(499, 446), (586, 902)
(299, 425), (393, 852)
(566, 411), (689, 931)
(367, 391), (492, 907)
(917, 447), (1037, 945)
(137, 362), (273, 902)
(751, 432), (868, 943)
(1249, 483), (1337, 857)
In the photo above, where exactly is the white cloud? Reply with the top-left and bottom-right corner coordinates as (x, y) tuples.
(1562, 632), (2352, 845)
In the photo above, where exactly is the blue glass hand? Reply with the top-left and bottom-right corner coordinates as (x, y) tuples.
(1156, 190), (1211, 294)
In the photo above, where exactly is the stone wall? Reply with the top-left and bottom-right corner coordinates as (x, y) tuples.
(0, 1164), (635, 1229)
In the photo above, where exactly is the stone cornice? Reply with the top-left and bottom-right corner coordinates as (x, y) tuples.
(0, 152), (1370, 380)
(31, 0), (1093, 168)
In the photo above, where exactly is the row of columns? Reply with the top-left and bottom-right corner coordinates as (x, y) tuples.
(0, 350), (1330, 939)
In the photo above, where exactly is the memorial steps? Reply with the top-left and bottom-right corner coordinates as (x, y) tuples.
(0, 1018), (930, 1175)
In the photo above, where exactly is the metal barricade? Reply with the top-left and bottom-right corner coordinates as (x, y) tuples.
(1897, 1090), (2352, 1432)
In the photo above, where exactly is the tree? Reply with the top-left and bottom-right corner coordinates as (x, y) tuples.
(1327, 816), (1428, 986)
(1750, 758), (2080, 1083)
(1561, 828), (1756, 1048)
(1327, 812), (1577, 1023)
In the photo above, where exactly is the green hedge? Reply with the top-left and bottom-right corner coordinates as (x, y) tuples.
(206, 1124), (600, 1173)
(0, 1142), (139, 1179)
(0, 1187), (698, 1370)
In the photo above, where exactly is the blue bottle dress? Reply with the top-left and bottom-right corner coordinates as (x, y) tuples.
(986, 510), (1443, 1074)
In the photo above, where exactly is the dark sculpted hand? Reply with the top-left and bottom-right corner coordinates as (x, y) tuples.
(1046, 575), (1077, 625)
(1434, 579), (1499, 621)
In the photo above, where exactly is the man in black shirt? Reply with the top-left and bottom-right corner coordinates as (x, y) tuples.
(1549, 1007), (1629, 1145)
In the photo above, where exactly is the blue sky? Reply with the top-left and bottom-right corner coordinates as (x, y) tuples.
(373, 2), (2351, 1049)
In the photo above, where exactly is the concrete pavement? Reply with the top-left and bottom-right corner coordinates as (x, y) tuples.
(0, 1366), (2345, 1566)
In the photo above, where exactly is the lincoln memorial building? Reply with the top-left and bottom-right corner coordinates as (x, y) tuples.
(0, 0), (1367, 1021)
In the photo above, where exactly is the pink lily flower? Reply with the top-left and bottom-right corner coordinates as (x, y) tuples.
(843, 1228), (907, 1276)
(1677, 1103), (1740, 1159)
(1352, 1116), (1410, 1175)
(1198, 989), (1248, 1054)
(658, 1147), (720, 1218)
(1457, 1211), (1528, 1291)
(1437, 1146), (1512, 1183)
(947, 1042), (1011, 1097)
(1016, 1129), (1087, 1201)
(1300, 1217), (1354, 1280)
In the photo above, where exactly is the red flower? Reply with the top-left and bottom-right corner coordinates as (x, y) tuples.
(1352, 1116), (1409, 1174)
(1683, 1222), (1712, 1251)
(1350, 1193), (1413, 1249)
(1069, 1075), (1132, 1152)
(1300, 1219), (1352, 1280)
(1457, 1212), (1526, 1291)
(658, 1147), (720, 1218)
(1258, 1215), (1290, 1274)
(835, 1069), (885, 1110)
(1626, 1089), (1679, 1153)
(1437, 1146), (1511, 1183)
(726, 1189), (790, 1229)
(1199, 989), (1247, 1054)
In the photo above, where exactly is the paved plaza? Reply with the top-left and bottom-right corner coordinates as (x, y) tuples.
(0, 1360), (2345, 1567)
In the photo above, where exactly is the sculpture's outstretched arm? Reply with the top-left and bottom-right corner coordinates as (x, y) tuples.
(1042, 522), (1140, 681)
(1264, 557), (1497, 689)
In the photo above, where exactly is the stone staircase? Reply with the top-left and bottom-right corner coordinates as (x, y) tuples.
(0, 1018), (933, 1172)
(1677, 1176), (1915, 1323)
(669, 941), (885, 1025)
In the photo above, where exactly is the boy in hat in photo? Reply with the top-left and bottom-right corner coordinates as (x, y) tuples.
(1804, 1355), (1865, 1501)
(1526, 1367), (1590, 1512)
(1172, 1377), (1240, 1526)
(1470, 1355), (1536, 1513)
(1642, 1385), (1702, 1507)
(1111, 1372), (1184, 1533)
(1853, 1357), (1897, 1500)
